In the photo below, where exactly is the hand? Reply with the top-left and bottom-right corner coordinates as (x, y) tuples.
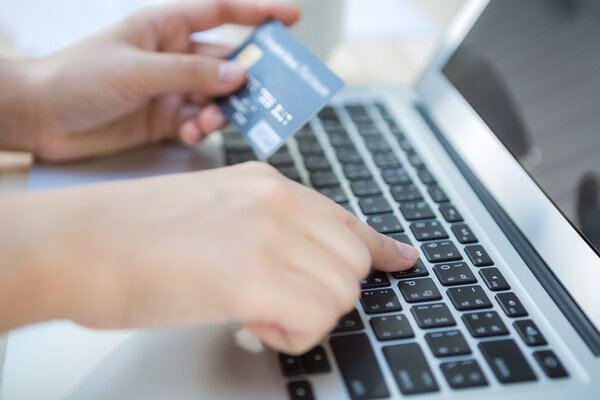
(0, 163), (418, 354)
(23, 0), (300, 162)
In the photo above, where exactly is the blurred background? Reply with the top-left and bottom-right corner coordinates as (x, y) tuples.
(0, 0), (462, 183)
(0, 0), (463, 83)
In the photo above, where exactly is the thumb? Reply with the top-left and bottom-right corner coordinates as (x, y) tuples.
(134, 52), (246, 96)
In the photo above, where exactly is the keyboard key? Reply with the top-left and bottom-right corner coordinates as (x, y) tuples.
(399, 201), (435, 221)
(373, 152), (401, 169)
(479, 340), (537, 383)
(421, 241), (462, 263)
(383, 343), (439, 395)
(390, 184), (423, 202)
(303, 154), (331, 171)
(447, 286), (492, 311)
(440, 360), (488, 389)
(417, 167), (436, 184)
(361, 289), (402, 314)
(411, 303), (456, 329)
(356, 122), (381, 137)
(439, 204), (463, 222)
(279, 353), (305, 377)
(367, 214), (403, 234)
(329, 132), (354, 148)
(410, 220), (449, 241)
(333, 308), (364, 333)
(310, 170), (339, 188)
(451, 224), (478, 244)
(330, 334), (389, 400)
(343, 163), (372, 181)
(433, 262), (477, 286)
(296, 124), (316, 139)
(370, 314), (414, 341)
(381, 168), (412, 185)
(278, 165), (302, 182)
(388, 233), (413, 246)
(391, 258), (428, 279)
(359, 197), (392, 215)
(513, 320), (547, 346)
(227, 152), (257, 165)
(268, 148), (294, 166)
(361, 270), (390, 289)
(297, 138), (323, 155)
(322, 119), (345, 133)
(398, 278), (442, 303)
(427, 186), (449, 203)
(387, 123), (404, 138)
(351, 180), (381, 197)
(396, 138), (414, 153)
(425, 330), (471, 357)
(533, 350), (568, 379)
(288, 381), (314, 400)
(302, 346), (330, 374)
(318, 106), (338, 120)
(495, 292), (528, 317)
(464, 245), (494, 267)
(318, 186), (348, 204)
(223, 132), (253, 153)
(365, 137), (391, 154)
(408, 153), (424, 168)
(375, 102), (393, 121)
(345, 104), (372, 122)
(340, 202), (356, 217)
(479, 268), (510, 291)
(462, 311), (508, 337)
(336, 148), (362, 164)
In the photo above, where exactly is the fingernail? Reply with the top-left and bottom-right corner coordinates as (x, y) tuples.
(218, 61), (245, 83)
(212, 111), (226, 128)
(396, 242), (419, 261)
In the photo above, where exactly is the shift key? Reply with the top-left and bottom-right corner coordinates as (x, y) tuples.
(330, 334), (389, 399)
(383, 343), (439, 395)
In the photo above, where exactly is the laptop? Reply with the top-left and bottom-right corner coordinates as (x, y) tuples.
(3, 0), (600, 399)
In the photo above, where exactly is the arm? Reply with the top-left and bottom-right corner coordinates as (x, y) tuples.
(0, 0), (300, 162)
(0, 59), (41, 152)
(0, 163), (419, 353)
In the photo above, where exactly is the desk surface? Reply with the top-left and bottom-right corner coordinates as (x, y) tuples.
(0, 0), (463, 390)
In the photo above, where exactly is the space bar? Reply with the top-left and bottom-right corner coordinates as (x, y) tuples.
(329, 333), (389, 399)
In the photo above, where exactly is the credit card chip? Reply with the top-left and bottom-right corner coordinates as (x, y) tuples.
(235, 44), (264, 69)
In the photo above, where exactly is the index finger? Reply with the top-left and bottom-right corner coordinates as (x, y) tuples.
(287, 180), (419, 272)
(333, 203), (419, 272)
(150, 0), (301, 33)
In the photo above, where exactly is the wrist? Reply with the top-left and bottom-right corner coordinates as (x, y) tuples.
(0, 58), (46, 152)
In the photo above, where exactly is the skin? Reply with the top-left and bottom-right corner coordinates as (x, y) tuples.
(0, 0), (419, 355)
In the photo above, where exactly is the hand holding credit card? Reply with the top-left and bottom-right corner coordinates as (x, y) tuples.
(218, 20), (345, 158)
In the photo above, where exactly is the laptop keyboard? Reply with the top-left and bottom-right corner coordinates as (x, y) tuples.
(222, 101), (569, 399)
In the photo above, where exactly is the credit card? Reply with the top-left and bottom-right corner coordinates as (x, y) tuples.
(218, 19), (345, 158)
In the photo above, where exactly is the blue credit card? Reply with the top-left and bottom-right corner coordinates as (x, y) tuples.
(218, 20), (345, 158)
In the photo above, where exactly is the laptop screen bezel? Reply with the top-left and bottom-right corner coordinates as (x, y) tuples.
(416, 0), (600, 332)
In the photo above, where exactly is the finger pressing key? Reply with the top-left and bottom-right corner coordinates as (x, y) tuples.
(286, 180), (419, 273)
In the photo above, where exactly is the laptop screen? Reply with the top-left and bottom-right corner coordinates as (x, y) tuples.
(442, 0), (600, 255)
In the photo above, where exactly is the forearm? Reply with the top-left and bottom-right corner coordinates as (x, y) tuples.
(0, 190), (124, 332)
(0, 58), (43, 152)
